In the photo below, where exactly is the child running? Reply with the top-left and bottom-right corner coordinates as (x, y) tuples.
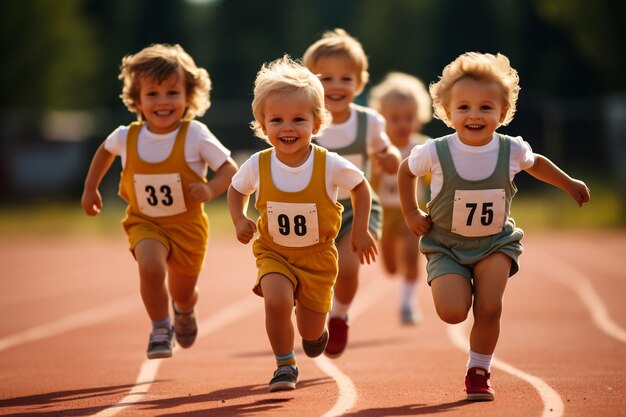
(397, 52), (590, 401)
(303, 28), (400, 358)
(368, 72), (432, 325)
(81, 44), (238, 359)
(227, 55), (377, 392)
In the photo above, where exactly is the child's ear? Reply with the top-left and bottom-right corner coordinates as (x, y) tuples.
(312, 119), (321, 135)
(499, 105), (509, 124)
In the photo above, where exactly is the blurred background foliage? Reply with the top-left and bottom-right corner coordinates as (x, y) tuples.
(1, 0), (624, 230)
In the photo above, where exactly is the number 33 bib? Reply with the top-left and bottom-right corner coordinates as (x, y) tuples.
(266, 201), (320, 247)
(134, 173), (187, 217)
(451, 189), (505, 237)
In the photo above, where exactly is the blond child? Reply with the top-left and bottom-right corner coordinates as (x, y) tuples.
(303, 28), (400, 357)
(397, 52), (590, 400)
(368, 72), (432, 325)
(228, 55), (376, 392)
(81, 44), (238, 359)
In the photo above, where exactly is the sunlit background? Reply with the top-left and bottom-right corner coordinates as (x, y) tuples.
(1, 0), (624, 234)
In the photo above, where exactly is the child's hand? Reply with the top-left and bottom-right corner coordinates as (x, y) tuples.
(375, 151), (400, 174)
(235, 217), (257, 244)
(405, 209), (432, 236)
(188, 182), (215, 203)
(81, 189), (103, 216)
(567, 179), (591, 207)
(351, 229), (378, 265)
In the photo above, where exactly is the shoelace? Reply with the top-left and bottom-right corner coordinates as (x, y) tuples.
(274, 366), (296, 378)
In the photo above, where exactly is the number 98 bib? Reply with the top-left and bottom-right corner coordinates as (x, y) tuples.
(451, 189), (505, 237)
(266, 201), (320, 247)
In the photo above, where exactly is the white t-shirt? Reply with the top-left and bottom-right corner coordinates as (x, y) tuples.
(407, 133), (535, 200)
(104, 120), (231, 177)
(315, 105), (391, 156)
(231, 147), (364, 202)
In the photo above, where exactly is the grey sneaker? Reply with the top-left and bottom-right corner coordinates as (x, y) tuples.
(302, 328), (329, 358)
(173, 301), (197, 348)
(147, 327), (174, 359)
(401, 305), (422, 325)
(269, 365), (299, 392)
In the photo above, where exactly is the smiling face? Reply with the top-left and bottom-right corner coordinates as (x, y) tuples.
(310, 55), (362, 123)
(261, 92), (320, 167)
(136, 68), (189, 134)
(446, 77), (506, 146)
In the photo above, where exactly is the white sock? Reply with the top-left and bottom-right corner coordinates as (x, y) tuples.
(467, 350), (493, 372)
(400, 280), (417, 308)
(329, 299), (350, 319)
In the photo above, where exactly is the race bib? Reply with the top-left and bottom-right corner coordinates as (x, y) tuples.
(266, 201), (319, 247)
(134, 173), (187, 217)
(451, 189), (506, 237)
(337, 153), (363, 200)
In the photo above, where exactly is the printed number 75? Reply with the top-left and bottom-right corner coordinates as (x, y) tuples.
(466, 202), (493, 226)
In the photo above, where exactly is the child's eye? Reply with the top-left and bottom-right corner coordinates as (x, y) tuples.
(341, 77), (353, 83)
(269, 117), (282, 123)
(481, 105), (493, 111)
(458, 104), (469, 110)
(294, 117), (306, 123)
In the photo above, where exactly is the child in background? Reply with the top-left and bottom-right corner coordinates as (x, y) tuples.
(303, 28), (400, 358)
(81, 44), (238, 359)
(397, 52), (590, 401)
(368, 72), (432, 325)
(228, 56), (377, 392)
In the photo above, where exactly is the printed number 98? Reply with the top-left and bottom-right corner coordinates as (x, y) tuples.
(277, 214), (307, 236)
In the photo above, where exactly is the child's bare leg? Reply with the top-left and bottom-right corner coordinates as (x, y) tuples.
(260, 273), (295, 356)
(168, 270), (199, 312)
(380, 232), (398, 275)
(403, 234), (420, 283)
(295, 304), (327, 340)
(430, 274), (472, 324)
(470, 252), (511, 354)
(134, 239), (169, 321)
(333, 233), (361, 307)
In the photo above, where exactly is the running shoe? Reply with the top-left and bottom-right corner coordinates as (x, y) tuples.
(146, 327), (174, 359)
(324, 317), (348, 358)
(400, 304), (422, 325)
(269, 365), (299, 392)
(465, 367), (495, 401)
(302, 328), (329, 358)
(173, 301), (197, 348)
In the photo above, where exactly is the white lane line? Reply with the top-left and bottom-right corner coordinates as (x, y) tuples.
(314, 273), (395, 417)
(94, 296), (261, 417)
(0, 295), (139, 352)
(448, 323), (564, 417)
(539, 254), (626, 343)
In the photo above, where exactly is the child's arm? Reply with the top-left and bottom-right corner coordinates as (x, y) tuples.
(188, 157), (239, 203)
(227, 185), (257, 244)
(81, 143), (116, 216)
(525, 154), (590, 207)
(348, 179), (378, 264)
(397, 159), (432, 235)
(374, 145), (401, 175)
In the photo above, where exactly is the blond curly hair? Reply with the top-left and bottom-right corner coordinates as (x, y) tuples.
(368, 72), (432, 125)
(119, 43), (211, 121)
(430, 52), (520, 128)
(303, 28), (369, 94)
(251, 55), (332, 141)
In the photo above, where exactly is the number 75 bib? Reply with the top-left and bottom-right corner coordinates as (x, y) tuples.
(451, 189), (506, 237)
(266, 201), (320, 247)
(134, 173), (187, 217)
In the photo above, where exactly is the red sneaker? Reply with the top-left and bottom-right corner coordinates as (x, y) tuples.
(465, 367), (495, 401)
(324, 317), (348, 358)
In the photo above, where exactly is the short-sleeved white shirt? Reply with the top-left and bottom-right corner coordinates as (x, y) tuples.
(104, 120), (231, 177)
(231, 147), (364, 202)
(315, 105), (390, 155)
(407, 132), (535, 200)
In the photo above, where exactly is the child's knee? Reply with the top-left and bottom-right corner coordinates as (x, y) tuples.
(435, 305), (469, 324)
